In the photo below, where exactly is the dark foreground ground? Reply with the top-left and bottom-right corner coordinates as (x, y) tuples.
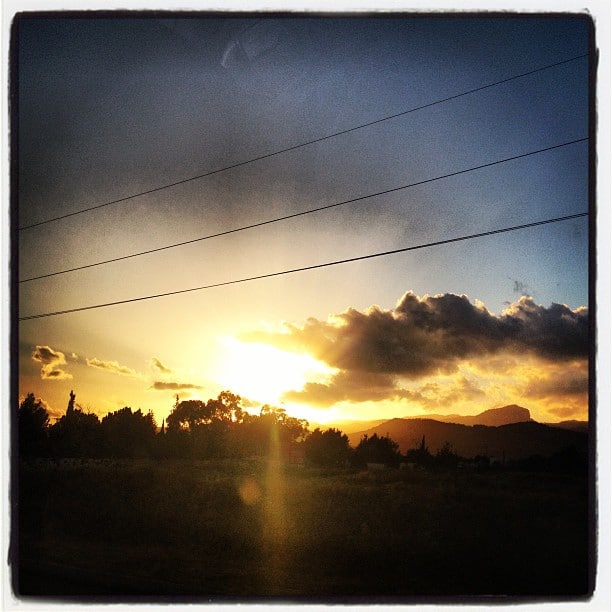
(14, 458), (592, 602)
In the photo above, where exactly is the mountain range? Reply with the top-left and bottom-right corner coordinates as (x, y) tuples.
(336, 405), (588, 460)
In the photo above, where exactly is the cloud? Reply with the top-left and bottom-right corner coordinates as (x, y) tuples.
(86, 358), (140, 377)
(282, 371), (399, 406)
(245, 292), (588, 379)
(239, 396), (260, 408)
(501, 297), (588, 360)
(32, 345), (73, 380)
(547, 404), (586, 420)
(282, 368), (486, 409)
(151, 357), (172, 373)
(523, 368), (588, 400)
(150, 381), (203, 391)
(510, 278), (534, 297)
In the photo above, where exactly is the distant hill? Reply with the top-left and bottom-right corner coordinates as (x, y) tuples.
(347, 418), (587, 461)
(327, 404), (532, 435)
(319, 419), (389, 435)
(544, 420), (589, 433)
(410, 404), (532, 427)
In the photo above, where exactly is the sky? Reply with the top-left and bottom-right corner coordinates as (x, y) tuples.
(14, 13), (593, 428)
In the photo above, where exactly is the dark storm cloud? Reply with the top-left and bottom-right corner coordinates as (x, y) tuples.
(32, 345), (72, 380)
(150, 382), (203, 391)
(245, 292), (588, 378)
(502, 297), (588, 360)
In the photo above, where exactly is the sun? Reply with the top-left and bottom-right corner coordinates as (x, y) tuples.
(211, 336), (333, 414)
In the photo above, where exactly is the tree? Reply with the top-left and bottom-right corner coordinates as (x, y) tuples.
(18, 393), (50, 457)
(304, 428), (351, 467)
(167, 392), (245, 433)
(260, 405), (309, 445)
(207, 391), (244, 424)
(435, 441), (460, 469)
(353, 433), (401, 468)
(405, 435), (433, 467)
(101, 406), (157, 458)
(48, 391), (102, 458)
(237, 405), (308, 459)
(166, 398), (209, 433)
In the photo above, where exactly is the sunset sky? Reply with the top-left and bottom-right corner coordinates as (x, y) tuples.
(15, 14), (592, 427)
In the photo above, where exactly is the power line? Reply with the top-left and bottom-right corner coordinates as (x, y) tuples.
(17, 53), (588, 232)
(18, 212), (588, 321)
(19, 137), (588, 283)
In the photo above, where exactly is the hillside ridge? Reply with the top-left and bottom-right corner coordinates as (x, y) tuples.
(346, 414), (587, 460)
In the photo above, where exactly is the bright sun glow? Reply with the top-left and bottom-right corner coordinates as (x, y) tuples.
(212, 337), (333, 414)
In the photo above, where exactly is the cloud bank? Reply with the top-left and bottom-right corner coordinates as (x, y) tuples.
(244, 292), (589, 412)
(246, 293), (587, 375)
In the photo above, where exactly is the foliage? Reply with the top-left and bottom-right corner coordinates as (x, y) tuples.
(101, 407), (157, 458)
(18, 393), (50, 457)
(405, 435), (433, 467)
(434, 440), (460, 469)
(166, 392), (245, 432)
(158, 394), (308, 459)
(166, 399), (208, 432)
(49, 408), (102, 458)
(304, 427), (351, 467)
(353, 433), (401, 468)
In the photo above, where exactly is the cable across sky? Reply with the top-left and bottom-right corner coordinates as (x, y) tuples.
(17, 53), (588, 232)
(19, 136), (589, 283)
(18, 212), (588, 321)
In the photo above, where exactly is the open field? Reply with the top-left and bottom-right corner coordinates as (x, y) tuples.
(15, 458), (591, 601)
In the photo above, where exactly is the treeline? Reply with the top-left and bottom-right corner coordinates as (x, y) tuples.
(17, 391), (586, 473)
(16, 390), (416, 466)
(17, 390), (309, 461)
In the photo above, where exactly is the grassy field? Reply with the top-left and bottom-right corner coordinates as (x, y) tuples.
(15, 458), (592, 601)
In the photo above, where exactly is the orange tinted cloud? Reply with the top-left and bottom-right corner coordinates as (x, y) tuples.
(86, 357), (140, 377)
(150, 381), (203, 391)
(282, 371), (398, 406)
(151, 358), (172, 373)
(245, 292), (588, 414)
(282, 371), (487, 409)
(523, 366), (588, 399)
(32, 345), (72, 380)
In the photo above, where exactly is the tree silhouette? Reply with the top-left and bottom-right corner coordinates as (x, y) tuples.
(304, 428), (351, 467)
(166, 397), (208, 433)
(101, 406), (157, 458)
(353, 433), (401, 468)
(164, 392), (249, 458)
(435, 440), (460, 469)
(207, 391), (244, 424)
(48, 391), (102, 458)
(405, 435), (433, 467)
(18, 393), (50, 457)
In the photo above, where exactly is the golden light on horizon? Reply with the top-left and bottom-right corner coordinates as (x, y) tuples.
(211, 337), (334, 411)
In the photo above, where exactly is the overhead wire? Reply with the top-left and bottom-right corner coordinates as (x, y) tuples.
(19, 137), (588, 283)
(17, 53), (588, 232)
(18, 212), (588, 321)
